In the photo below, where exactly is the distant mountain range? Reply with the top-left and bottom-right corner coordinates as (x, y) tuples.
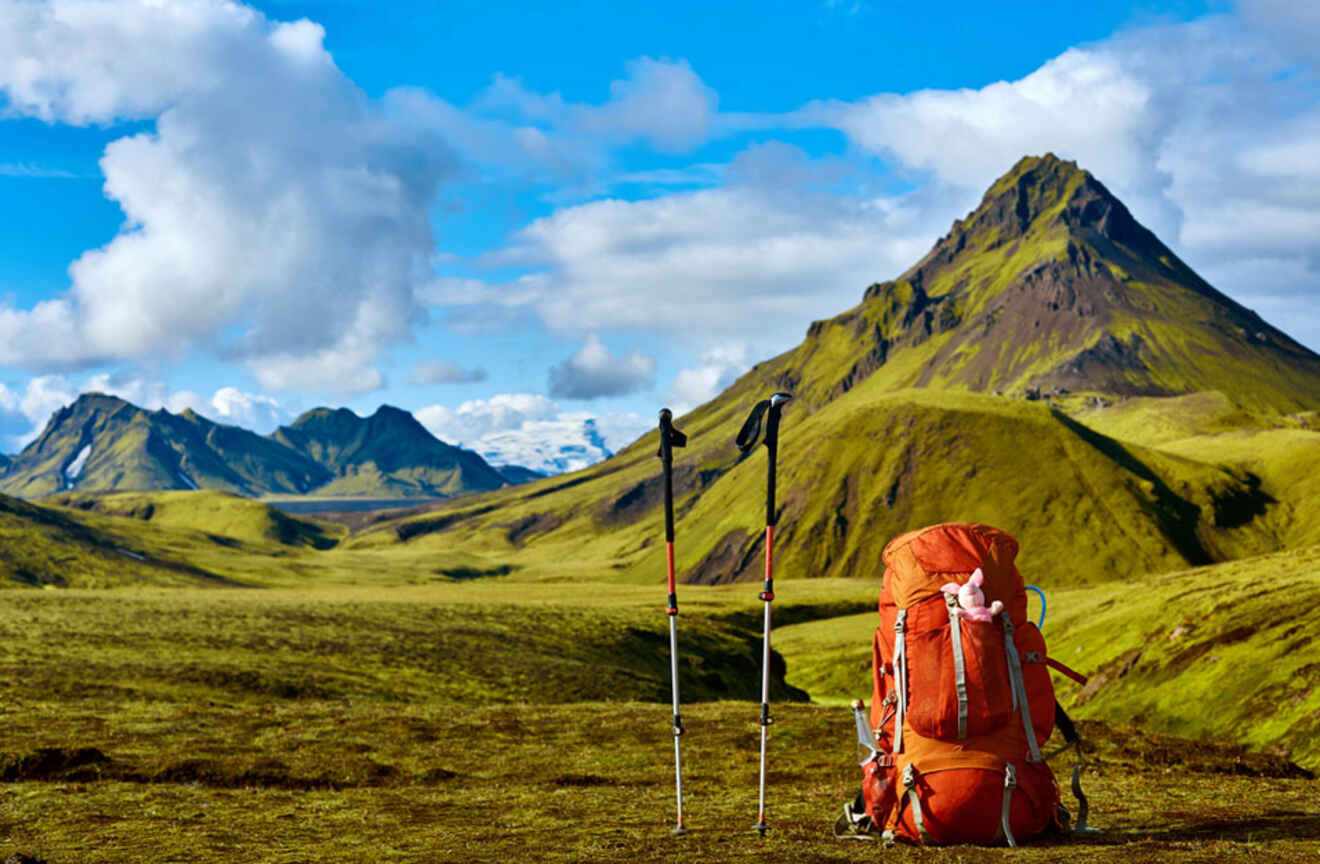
(0, 394), (536, 499)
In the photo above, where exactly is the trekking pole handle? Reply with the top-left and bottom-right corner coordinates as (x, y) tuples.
(763, 394), (789, 526)
(657, 408), (687, 543)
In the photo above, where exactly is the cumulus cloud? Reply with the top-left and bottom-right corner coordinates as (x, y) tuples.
(416, 393), (559, 445)
(0, 0), (448, 390)
(0, 375), (78, 451)
(486, 143), (953, 352)
(168, 386), (287, 433)
(547, 334), (656, 400)
(669, 343), (749, 412)
(409, 360), (488, 385)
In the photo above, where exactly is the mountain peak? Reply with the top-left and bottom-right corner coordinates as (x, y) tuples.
(69, 392), (133, 412)
(789, 154), (1320, 411)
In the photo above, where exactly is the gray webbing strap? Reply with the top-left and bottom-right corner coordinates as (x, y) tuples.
(946, 594), (969, 739)
(892, 610), (908, 755)
(1000, 762), (1018, 847)
(900, 763), (931, 844)
(1002, 616), (1042, 762)
(1071, 743), (1091, 834)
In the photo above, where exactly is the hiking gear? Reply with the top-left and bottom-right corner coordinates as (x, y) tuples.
(1025, 585), (1046, 629)
(657, 408), (688, 835)
(833, 797), (879, 840)
(852, 699), (877, 765)
(857, 523), (1072, 846)
(737, 391), (791, 835)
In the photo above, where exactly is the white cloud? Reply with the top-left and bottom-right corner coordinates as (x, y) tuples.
(417, 393), (559, 445)
(479, 57), (719, 153)
(0, 374), (79, 450)
(410, 360), (488, 385)
(168, 386), (286, 433)
(0, 0), (448, 390)
(487, 144), (954, 352)
(669, 343), (749, 413)
(547, 333), (655, 400)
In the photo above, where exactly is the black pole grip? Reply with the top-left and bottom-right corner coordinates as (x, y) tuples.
(1054, 700), (1080, 746)
(657, 409), (686, 543)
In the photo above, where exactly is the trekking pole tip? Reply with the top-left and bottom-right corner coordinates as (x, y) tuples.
(671, 824), (687, 836)
(753, 820), (769, 835)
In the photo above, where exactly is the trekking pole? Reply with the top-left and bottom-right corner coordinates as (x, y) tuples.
(736, 392), (792, 836)
(658, 408), (688, 835)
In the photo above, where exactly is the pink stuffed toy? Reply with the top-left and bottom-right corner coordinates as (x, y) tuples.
(940, 568), (1003, 622)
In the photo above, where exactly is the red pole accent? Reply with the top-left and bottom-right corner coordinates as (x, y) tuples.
(764, 525), (774, 581)
(1046, 656), (1090, 686)
(666, 541), (676, 594)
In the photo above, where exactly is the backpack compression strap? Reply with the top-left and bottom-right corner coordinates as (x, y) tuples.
(891, 610), (909, 755)
(897, 763), (931, 844)
(1001, 615), (1042, 763)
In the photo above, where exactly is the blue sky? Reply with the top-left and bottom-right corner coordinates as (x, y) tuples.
(0, 0), (1317, 468)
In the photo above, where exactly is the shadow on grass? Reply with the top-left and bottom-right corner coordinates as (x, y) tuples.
(1040, 812), (1320, 847)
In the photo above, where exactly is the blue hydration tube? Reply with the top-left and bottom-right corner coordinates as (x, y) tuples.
(1025, 585), (1046, 630)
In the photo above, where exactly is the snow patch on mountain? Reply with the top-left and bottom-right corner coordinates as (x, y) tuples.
(474, 417), (613, 475)
(416, 395), (649, 475)
(64, 443), (91, 488)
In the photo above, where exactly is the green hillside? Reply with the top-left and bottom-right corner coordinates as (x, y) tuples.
(360, 387), (1278, 588)
(0, 492), (238, 588)
(271, 405), (507, 497)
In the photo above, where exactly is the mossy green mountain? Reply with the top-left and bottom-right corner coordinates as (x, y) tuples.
(350, 154), (1320, 586)
(270, 404), (507, 497)
(0, 394), (509, 500)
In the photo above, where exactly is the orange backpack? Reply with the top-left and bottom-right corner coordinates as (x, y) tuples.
(860, 522), (1065, 845)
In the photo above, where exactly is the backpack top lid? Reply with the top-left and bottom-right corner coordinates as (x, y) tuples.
(881, 522), (1027, 616)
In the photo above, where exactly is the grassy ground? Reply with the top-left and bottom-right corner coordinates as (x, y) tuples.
(0, 702), (1315, 863)
(0, 564), (1315, 862)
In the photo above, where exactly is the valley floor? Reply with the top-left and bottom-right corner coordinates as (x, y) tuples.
(0, 565), (1315, 862)
(0, 702), (1315, 863)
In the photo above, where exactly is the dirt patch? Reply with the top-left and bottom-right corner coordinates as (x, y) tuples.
(0, 747), (110, 782)
(1074, 647), (1144, 706)
(420, 767), (459, 783)
(435, 564), (516, 581)
(5, 854), (49, 864)
(395, 505), (498, 541)
(504, 512), (562, 546)
(684, 528), (758, 585)
(1165, 626), (1256, 675)
(551, 774), (615, 787)
(598, 464), (729, 528)
(0, 749), (404, 791)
